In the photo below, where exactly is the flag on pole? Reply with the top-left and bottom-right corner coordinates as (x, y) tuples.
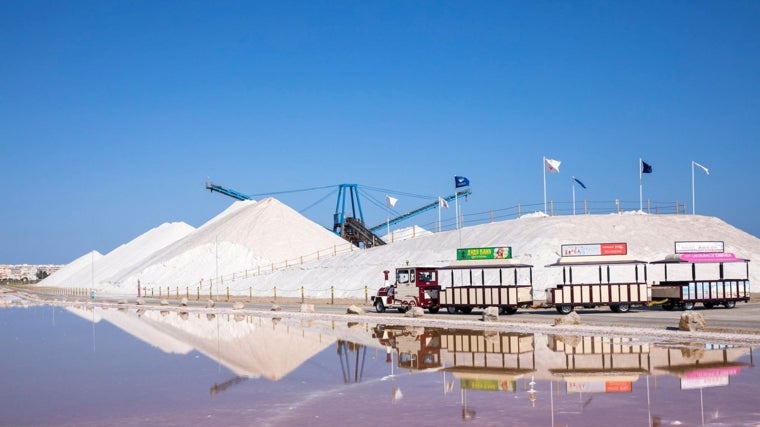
(694, 161), (709, 175)
(438, 197), (449, 208)
(385, 195), (398, 208)
(641, 161), (653, 174)
(454, 176), (470, 188)
(544, 158), (561, 173)
(573, 177), (587, 189)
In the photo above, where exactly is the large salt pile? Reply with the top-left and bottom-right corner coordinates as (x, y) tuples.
(40, 197), (760, 300)
(107, 198), (348, 293)
(37, 250), (103, 288)
(228, 213), (760, 299)
(38, 222), (195, 290)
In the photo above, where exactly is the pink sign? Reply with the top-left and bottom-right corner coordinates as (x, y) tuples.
(680, 252), (737, 263)
(684, 366), (743, 379)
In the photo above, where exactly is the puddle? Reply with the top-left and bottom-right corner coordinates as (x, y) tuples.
(0, 305), (757, 426)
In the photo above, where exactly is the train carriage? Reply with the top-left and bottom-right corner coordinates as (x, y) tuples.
(437, 258), (534, 315)
(650, 241), (751, 310)
(544, 243), (649, 314)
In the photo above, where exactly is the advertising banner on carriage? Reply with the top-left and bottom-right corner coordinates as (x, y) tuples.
(561, 243), (627, 257)
(456, 246), (512, 260)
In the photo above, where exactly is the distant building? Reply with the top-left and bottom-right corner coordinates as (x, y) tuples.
(0, 264), (63, 281)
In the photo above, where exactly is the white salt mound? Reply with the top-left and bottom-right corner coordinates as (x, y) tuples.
(42, 201), (760, 300)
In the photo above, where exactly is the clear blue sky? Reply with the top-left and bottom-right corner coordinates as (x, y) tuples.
(2, 1), (759, 265)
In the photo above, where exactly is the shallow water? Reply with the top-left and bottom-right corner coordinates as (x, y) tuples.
(0, 305), (757, 426)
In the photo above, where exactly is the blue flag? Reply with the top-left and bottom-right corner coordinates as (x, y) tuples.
(455, 176), (470, 188)
(573, 177), (587, 189)
(641, 161), (653, 174)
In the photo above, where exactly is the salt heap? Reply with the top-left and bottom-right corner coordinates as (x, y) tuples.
(229, 213), (760, 299)
(37, 250), (103, 288)
(108, 198), (348, 293)
(39, 222), (194, 289)
(41, 198), (760, 300)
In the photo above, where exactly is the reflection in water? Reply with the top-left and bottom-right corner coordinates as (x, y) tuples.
(0, 304), (758, 426)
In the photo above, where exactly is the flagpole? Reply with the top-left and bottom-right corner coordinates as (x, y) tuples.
(543, 156), (547, 213)
(455, 191), (459, 230)
(691, 161), (696, 215)
(437, 198), (441, 232)
(572, 176), (576, 215)
(639, 158), (643, 211)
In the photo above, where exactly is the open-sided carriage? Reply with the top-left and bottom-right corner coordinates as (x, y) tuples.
(437, 254), (534, 315)
(545, 243), (649, 314)
(650, 241), (751, 310)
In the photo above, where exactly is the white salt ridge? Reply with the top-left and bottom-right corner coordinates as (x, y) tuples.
(229, 213), (760, 299)
(102, 198), (347, 293)
(37, 250), (103, 288)
(43, 199), (760, 299)
(39, 222), (195, 289)
(382, 225), (432, 243)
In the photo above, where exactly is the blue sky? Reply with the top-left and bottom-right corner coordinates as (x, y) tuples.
(2, 1), (759, 265)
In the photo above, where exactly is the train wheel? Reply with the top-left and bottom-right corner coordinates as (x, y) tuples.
(556, 305), (573, 315)
(724, 300), (736, 309)
(428, 305), (440, 314)
(502, 306), (518, 315)
(374, 300), (385, 313)
(460, 307), (473, 314)
(703, 302), (715, 309)
(682, 302), (695, 310)
(616, 304), (631, 313)
(446, 306), (457, 314)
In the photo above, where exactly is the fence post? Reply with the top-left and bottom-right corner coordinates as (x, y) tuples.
(301, 286), (304, 303)
(365, 286), (368, 303)
(226, 287), (230, 302)
(197, 286), (200, 301)
(517, 203), (521, 218)
(249, 287), (252, 301)
(331, 286), (334, 305)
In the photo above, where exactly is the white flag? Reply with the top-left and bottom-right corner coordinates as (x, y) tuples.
(544, 157), (561, 173)
(438, 197), (449, 209)
(694, 161), (709, 175)
(385, 195), (398, 208)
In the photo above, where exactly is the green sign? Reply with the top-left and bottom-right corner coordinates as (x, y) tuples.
(461, 378), (516, 392)
(456, 246), (512, 260)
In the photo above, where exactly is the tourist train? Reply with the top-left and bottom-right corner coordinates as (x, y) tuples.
(371, 241), (751, 315)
